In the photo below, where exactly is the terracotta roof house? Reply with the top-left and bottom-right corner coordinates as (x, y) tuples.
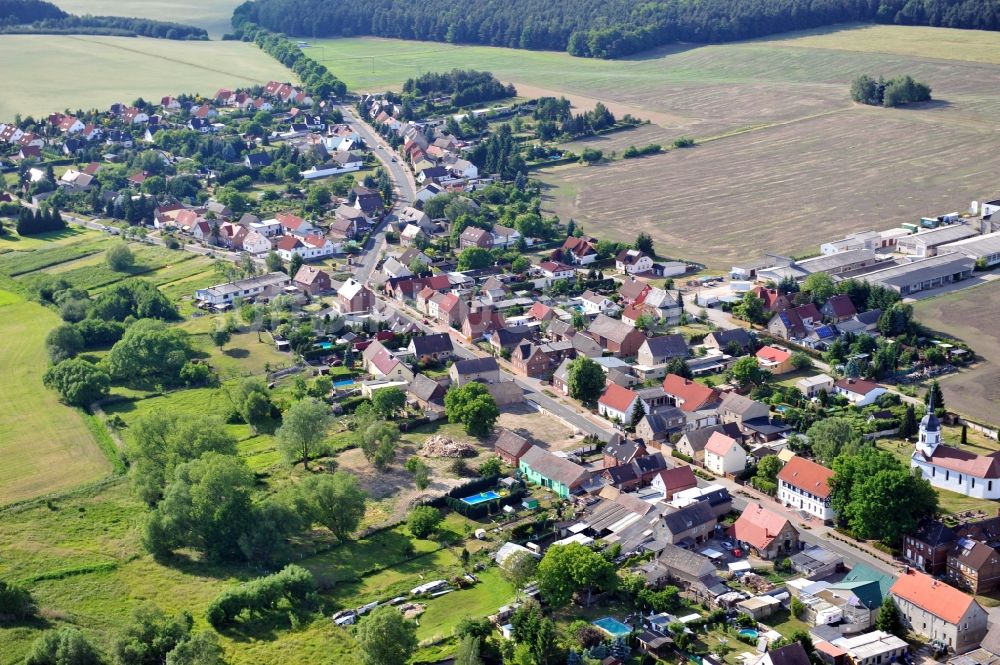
(650, 466), (698, 500)
(768, 303), (823, 340)
(494, 430), (532, 466)
(527, 301), (554, 322)
(756, 345), (794, 374)
(619, 278), (652, 305)
(662, 374), (720, 412)
(730, 502), (799, 559)
(752, 286), (793, 312)
(822, 294), (858, 322)
(560, 235), (598, 265)
(704, 432), (747, 476)
(599, 384), (640, 423)
(462, 305), (505, 341)
(890, 568), (987, 653)
(777, 455), (834, 522)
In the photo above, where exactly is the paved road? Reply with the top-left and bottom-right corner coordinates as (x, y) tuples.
(339, 104), (417, 286)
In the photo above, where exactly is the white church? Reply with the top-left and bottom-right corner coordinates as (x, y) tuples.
(911, 398), (1000, 499)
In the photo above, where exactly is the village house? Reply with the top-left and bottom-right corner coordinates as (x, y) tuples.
(904, 521), (957, 576)
(947, 538), (1000, 594)
(650, 466), (698, 499)
(731, 502), (800, 559)
(559, 235), (598, 265)
(822, 294), (858, 322)
(718, 392), (771, 429)
(407, 373), (447, 412)
(408, 333), (454, 363)
(194, 272), (290, 306)
(336, 279), (374, 314)
(460, 226), (493, 249)
(616, 249), (654, 275)
(518, 446), (588, 498)
(797, 374), (835, 398)
(889, 568), (988, 654)
(510, 341), (570, 379)
(635, 407), (686, 444)
(586, 314), (646, 357)
(703, 432), (747, 476)
(494, 430), (532, 466)
(578, 290), (620, 316)
(662, 374), (721, 413)
(293, 265), (333, 295)
(636, 334), (688, 367)
(654, 501), (717, 546)
(449, 357), (501, 386)
(777, 455), (835, 522)
(834, 378), (887, 407)
(756, 345), (795, 374)
(768, 303), (823, 340)
(598, 384), (640, 424)
(537, 261), (575, 285)
(364, 344), (414, 383)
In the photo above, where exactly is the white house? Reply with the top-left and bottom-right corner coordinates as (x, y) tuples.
(250, 220), (282, 237)
(616, 249), (654, 275)
(241, 230), (272, 255)
(777, 455), (835, 522)
(194, 272), (290, 306)
(577, 290), (619, 316)
(415, 183), (444, 203)
(448, 158), (478, 180)
(537, 261), (575, 285)
(911, 399), (1000, 499)
(796, 374), (835, 399)
(491, 225), (522, 249)
(703, 432), (747, 476)
(598, 384), (639, 423)
(833, 378), (886, 407)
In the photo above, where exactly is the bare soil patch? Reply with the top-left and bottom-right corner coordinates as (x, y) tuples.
(496, 404), (579, 452)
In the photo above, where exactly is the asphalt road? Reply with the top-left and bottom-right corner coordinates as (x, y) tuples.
(340, 104), (417, 286)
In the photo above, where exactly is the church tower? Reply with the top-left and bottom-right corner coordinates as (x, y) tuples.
(916, 394), (941, 457)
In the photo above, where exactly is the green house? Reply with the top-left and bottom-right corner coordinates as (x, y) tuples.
(518, 446), (587, 499)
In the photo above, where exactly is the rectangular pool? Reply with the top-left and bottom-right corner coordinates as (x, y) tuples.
(460, 490), (500, 505)
(593, 617), (632, 638)
(333, 379), (354, 388)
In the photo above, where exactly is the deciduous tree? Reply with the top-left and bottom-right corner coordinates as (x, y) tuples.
(354, 607), (417, 665)
(445, 382), (499, 437)
(566, 356), (604, 403)
(276, 398), (331, 469)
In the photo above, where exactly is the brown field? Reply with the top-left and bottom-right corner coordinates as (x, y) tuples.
(912, 281), (1000, 427)
(495, 404), (578, 451)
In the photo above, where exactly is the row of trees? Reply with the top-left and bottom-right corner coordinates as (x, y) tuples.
(0, 0), (208, 39)
(206, 564), (315, 628)
(402, 69), (517, 107)
(234, 0), (1000, 59)
(15, 206), (65, 236)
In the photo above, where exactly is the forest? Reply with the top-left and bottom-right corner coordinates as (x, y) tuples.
(233, 0), (1000, 58)
(0, 0), (207, 39)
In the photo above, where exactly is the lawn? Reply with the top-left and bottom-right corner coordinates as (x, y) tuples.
(18, 242), (198, 292)
(0, 290), (111, 505)
(0, 35), (289, 119)
(913, 281), (1000, 427)
(0, 226), (96, 252)
(415, 568), (515, 657)
(0, 235), (111, 276)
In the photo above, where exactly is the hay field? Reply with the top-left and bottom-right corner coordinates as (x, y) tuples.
(0, 290), (111, 505)
(54, 0), (242, 37)
(309, 27), (1000, 268)
(0, 35), (288, 119)
(913, 281), (1000, 426)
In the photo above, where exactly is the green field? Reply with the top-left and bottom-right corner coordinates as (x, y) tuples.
(54, 0), (243, 37)
(0, 290), (111, 504)
(0, 35), (289, 119)
(307, 26), (1000, 268)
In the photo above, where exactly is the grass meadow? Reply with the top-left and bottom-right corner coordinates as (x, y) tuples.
(53, 0), (243, 37)
(307, 26), (1000, 268)
(0, 35), (288, 119)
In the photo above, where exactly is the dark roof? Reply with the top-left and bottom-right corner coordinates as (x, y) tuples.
(408, 373), (445, 404)
(642, 334), (689, 359)
(706, 328), (752, 349)
(452, 356), (499, 376)
(911, 520), (957, 548)
(410, 332), (454, 356)
(604, 437), (644, 463)
(631, 453), (667, 476)
(492, 326), (534, 349)
(742, 417), (794, 436)
(605, 464), (638, 485)
(640, 408), (685, 434)
(856, 309), (883, 325)
(656, 542), (717, 580)
(660, 501), (716, 536)
(245, 151), (272, 167)
(767, 642), (812, 665)
(699, 487), (733, 509)
(520, 446), (587, 487)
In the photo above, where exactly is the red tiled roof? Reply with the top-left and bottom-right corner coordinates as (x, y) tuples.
(438, 293), (462, 313)
(275, 236), (302, 250)
(276, 212), (306, 230)
(890, 568), (977, 624)
(528, 302), (553, 321)
(777, 455), (833, 498)
(599, 383), (638, 413)
(756, 345), (791, 364)
(825, 294), (857, 318)
(662, 374), (719, 412)
(834, 378), (880, 396)
(730, 502), (793, 550)
(654, 466), (697, 492)
(924, 445), (1000, 479)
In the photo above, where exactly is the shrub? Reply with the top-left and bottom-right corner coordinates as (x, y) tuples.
(206, 564), (315, 628)
(407, 506), (443, 539)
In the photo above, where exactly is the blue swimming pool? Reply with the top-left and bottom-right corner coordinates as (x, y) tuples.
(739, 629), (760, 640)
(333, 379), (354, 388)
(593, 617), (632, 638)
(460, 491), (500, 505)
(318, 342), (333, 350)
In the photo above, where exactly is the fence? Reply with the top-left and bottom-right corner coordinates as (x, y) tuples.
(958, 418), (999, 441)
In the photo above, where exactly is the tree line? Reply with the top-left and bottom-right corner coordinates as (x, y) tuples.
(232, 0), (1000, 59)
(402, 69), (516, 107)
(0, 0), (207, 39)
